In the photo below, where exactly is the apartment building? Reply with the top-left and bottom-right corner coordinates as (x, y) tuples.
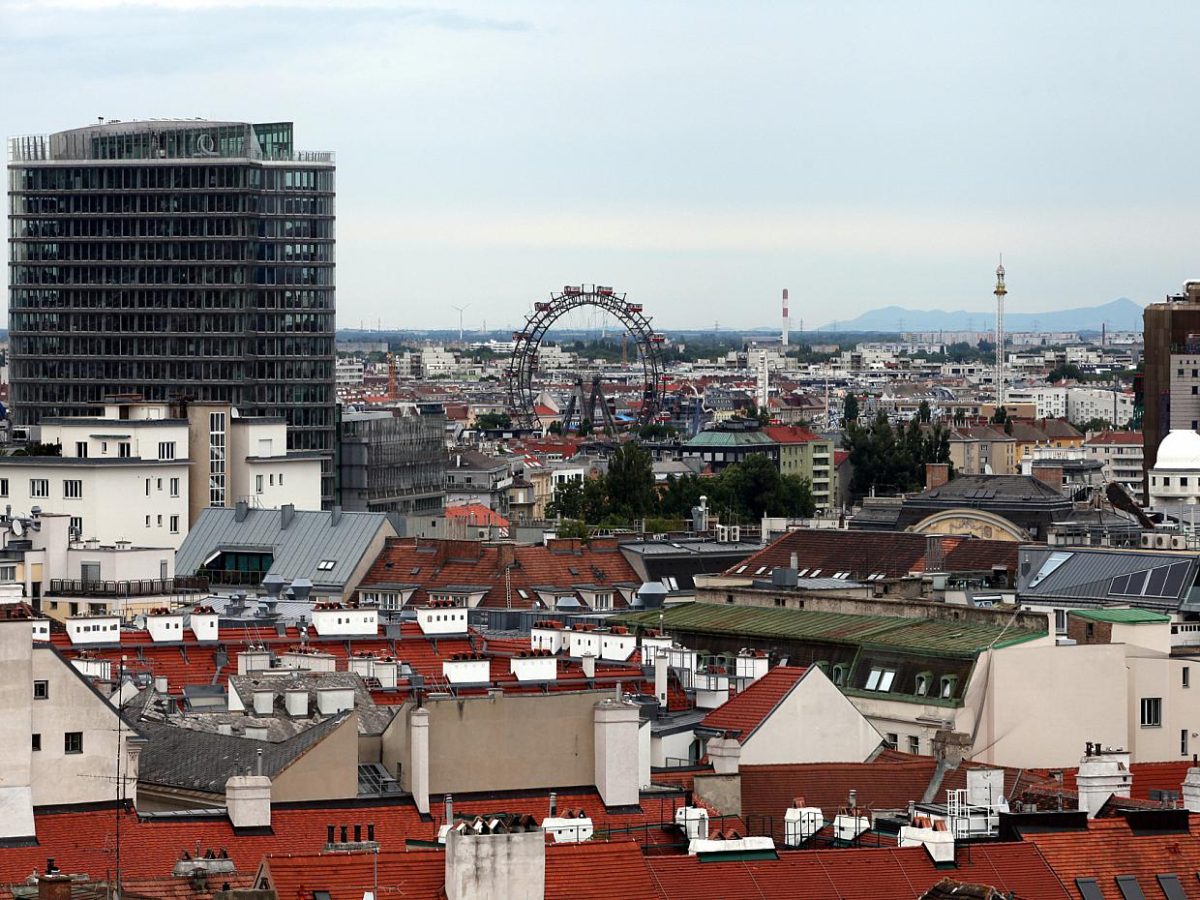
(762, 426), (837, 510)
(1084, 430), (1145, 503)
(0, 400), (322, 548)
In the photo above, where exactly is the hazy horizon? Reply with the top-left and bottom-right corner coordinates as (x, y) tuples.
(3, 0), (1197, 330)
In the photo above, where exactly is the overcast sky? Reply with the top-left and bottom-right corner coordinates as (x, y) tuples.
(3, 0), (1197, 330)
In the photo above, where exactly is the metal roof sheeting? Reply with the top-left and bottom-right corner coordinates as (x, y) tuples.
(619, 602), (1045, 656)
(175, 507), (392, 588)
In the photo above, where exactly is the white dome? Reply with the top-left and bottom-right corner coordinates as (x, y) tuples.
(1154, 430), (1200, 470)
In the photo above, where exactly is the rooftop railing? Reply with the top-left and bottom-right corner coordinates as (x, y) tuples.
(47, 576), (208, 597)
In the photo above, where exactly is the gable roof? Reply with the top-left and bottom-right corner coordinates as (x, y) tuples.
(724, 528), (1020, 581)
(646, 842), (1071, 899)
(175, 507), (392, 588)
(358, 537), (639, 610)
(701, 666), (807, 742)
(1018, 813), (1200, 900)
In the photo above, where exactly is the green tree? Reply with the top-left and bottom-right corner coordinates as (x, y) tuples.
(991, 406), (1008, 424)
(658, 473), (705, 519)
(546, 479), (584, 520)
(547, 421), (563, 436)
(1047, 363), (1084, 383)
(555, 519), (591, 541)
(605, 443), (657, 520)
(475, 412), (512, 430)
(917, 400), (932, 423)
(845, 412), (952, 502)
(843, 393), (859, 425)
(715, 455), (816, 520)
(1075, 417), (1113, 433)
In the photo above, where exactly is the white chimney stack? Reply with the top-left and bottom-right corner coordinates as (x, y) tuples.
(781, 288), (790, 347)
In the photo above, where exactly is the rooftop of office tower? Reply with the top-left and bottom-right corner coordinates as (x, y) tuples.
(8, 118), (334, 163)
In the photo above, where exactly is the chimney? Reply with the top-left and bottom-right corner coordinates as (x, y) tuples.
(410, 707), (431, 815)
(37, 875), (72, 900)
(1183, 755), (1200, 811)
(925, 462), (950, 489)
(330, 505), (342, 527)
(708, 735), (741, 776)
(1033, 465), (1064, 492)
(225, 773), (271, 829)
(594, 699), (640, 807)
(444, 826), (545, 900)
(581, 653), (596, 679)
(654, 650), (668, 707)
(0, 617), (35, 840)
(496, 543), (516, 571)
(444, 792), (454, 826)
(235, 501), (249, 522)
(1076, 745), (1132, 818)
(280, 504), (295, 529)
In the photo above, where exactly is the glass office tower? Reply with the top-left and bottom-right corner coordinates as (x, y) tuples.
(7, 120), (336, 502)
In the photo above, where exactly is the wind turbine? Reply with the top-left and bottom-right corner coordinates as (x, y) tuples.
(451, 304), (470, 343)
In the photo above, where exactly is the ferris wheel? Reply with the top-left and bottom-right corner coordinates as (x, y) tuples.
(507, 285), (667, 431)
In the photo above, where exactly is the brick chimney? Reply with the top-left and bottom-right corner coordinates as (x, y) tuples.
(37, 875), (72, 900)
(1033, 465), (1064, 492)
(925, 463), (950, 489)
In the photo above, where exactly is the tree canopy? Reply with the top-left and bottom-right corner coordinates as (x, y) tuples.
(845, 412), (951, 502)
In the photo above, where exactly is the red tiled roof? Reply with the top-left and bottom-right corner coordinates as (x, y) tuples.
(0, 789), (698, 883)
(741, 752), (1049, 829)
(700, 666), (807, 742)
(1084, 430), (1143, 446)
(1027, 760), (1192, 803)
(834, 450), (850, 467)
(445, 504), (510, 527)
(359, 537), (640, 610)
(646, 842), (1071, 899)
(261, 849), (444, 900)
(546, 840), (659, 899)
(1021, 814), (1200, 899)
(761, 426), (825, 445)
(724, 529), (1020, 580)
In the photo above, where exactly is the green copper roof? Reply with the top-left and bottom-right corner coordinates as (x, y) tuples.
(617, 602), (1046, 656)
(684, 430), (776, 448)
(1070, 608), (1171, 624)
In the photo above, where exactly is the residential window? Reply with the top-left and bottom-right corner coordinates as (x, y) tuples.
(63, 480), (82, 499)
(31, 734), (40, 752)
(29, 479), (49, 498)
(0, 479), (7, 498)
(831, 664), (847, 687)
(1185, 667), (1191, 689)
(69, 517), (83, 538)
(908, 735), (920, 755)
(156, 515), (162, 527)
(1054, 609), (1067, 634)
(1184, 729), (1190, 757)
(145, 515), (151, 528)
(158, 441), (176, 460)
(1141, 697), (1162, 727)
(75, 442), (88, 458)
(145, 479), (151, 496)
(279, 473), (284, 486)
(157, 478), (162, 492)
(0, 565), (16, 582)
(33, 680), (48, 700)
(270, 473), (275, 487)
(169, 515), (179, 534)
(64, 732), (83, 754)
(865, 668), (896, 692)
(101, 442), (108, 454)
(914, 673), (932, 697)
(884, 733), (898, 750)
(118, 442), (131, 458)
(1183, 478), (1190, 489)
(169, 477), (180, 498)
(256, 474), (264, 494)
(940, 676), (959, 699)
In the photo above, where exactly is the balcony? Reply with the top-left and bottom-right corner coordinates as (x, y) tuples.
(47, 576), (208, 598)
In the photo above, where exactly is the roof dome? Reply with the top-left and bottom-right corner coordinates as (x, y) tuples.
(1153, 429), (1200, 470)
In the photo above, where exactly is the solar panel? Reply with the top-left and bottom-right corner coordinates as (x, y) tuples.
(1115, 874), (1147, 900)
(1075, 879), (1104, 900)
(1158, 874), (1187, 900)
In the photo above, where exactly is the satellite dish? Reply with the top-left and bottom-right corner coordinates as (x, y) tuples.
(11, 519), (24, 538)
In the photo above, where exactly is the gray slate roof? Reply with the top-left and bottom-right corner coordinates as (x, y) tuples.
(175, 506), (392, 589)
(1017, 545), (1200, 611)
(136, 710), (348, 794)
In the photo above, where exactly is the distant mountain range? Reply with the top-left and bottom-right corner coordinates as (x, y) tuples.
(816, 297), (1144, 333)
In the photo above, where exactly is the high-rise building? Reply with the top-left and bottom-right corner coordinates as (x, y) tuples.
(1142, 281), (1200, 497)
(7, 119), (336, 502)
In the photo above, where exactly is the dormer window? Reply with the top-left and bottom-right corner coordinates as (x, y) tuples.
(940, 675), (959, 699)
(914, 672), (933, 697)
